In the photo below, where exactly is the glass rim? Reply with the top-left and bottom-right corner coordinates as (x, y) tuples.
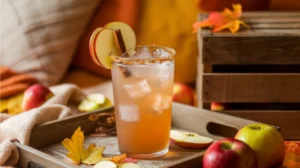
(110, 45), (175, 65)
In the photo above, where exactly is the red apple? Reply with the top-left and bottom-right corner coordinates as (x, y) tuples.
(172, 83), (195, 106)
(211, 102), (225, 111)
(203, 138), (257, 168)
(235, 123), (285, 168)
(22, 84), (54, 111)
(170, 130), (213, 149)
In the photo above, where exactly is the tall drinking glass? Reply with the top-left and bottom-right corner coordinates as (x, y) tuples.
(111, 45), (175, 158)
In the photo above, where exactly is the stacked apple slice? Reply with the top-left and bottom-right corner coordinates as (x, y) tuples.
(89, 22), (136, 69)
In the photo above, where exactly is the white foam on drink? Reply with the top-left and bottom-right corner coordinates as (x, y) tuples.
(119, 105), (140, 122)
(124, 79), (152, 100)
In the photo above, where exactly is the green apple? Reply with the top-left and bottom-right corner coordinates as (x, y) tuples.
(235, 123), (285, 168)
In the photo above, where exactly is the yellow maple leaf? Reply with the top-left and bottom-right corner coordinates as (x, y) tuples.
(62, 127), (104, 165)
(193, 3), (249, 33)
(82, 144), (105, 165)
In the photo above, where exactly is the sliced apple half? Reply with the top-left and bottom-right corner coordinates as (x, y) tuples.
(89, 28), (118, 69)
(93, 160), (117, 168)
(87, 93), (105, 105)
(170, 130), (213, 149)
(105, 22), (136, 53)
(120, 163), (140, 168)
(89, 27), (103, 66)
(78, 99), (100, 112)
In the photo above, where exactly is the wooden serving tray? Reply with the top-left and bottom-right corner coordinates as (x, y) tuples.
(16, 103), (261, 168)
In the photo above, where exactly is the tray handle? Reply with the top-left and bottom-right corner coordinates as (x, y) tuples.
(171, 103), (259, 139)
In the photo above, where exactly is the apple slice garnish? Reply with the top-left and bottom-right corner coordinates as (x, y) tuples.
(170, 130), (213, 149)
(89, 22), (136, 69)
(89, 27), (103, 66)
(105, 22), (136, 53)
(90, 28), (117, 69)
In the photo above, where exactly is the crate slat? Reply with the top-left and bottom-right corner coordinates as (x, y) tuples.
(221, 110), (300, 140)
(202, 73), (300, 102)
(248, 23), (300, 29)
(202, 36), (300, 64)
(241, 12), (300, 18)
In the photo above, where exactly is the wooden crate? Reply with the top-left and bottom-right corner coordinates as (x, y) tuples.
(16, 103), (259, 168)
(196, 12), (300, 139)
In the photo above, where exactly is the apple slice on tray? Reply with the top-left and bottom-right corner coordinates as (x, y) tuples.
(170, 130), (213, 149)
(89, 22), (136, 69)
(78, 93), (112, 112)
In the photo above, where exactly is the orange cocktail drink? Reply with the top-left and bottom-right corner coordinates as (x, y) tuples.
(111, 46), (175, 158)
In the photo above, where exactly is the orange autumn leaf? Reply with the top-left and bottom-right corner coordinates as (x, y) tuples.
(62, 127), (104, 165)
(108, 154), (127, 163)
(105, 154), (138, 164)
(193, 3), (249, 33)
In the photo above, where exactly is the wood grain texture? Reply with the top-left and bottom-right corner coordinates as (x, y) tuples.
(29, 106), (114, 149)
(198, 12), (300, 64)
(222, 110), (300, 140)
(202, 36), (300, 64)
(171, 103), (258, 140)
(202, 73), (300, 102)
(40, 135), (206, 168)
(17, 103), (261, 167)
(16, 142), (75, 168)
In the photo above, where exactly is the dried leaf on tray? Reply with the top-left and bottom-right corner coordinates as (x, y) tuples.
(107, 154), (127, 163)
(62, 127), (138, 166)
(82, 144), (105, 165)
(62, 127), (104, 165)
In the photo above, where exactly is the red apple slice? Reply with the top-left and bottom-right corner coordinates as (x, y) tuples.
(89, 27), (103, 65)
(89, 22), (136, 69)
(90, 28), (118, 69)
(170, 130), (213, 149)
(105, 22), (136, 53)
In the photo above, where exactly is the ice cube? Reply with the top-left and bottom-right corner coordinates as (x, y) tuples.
(124, 79), (152, 100)
(152, 48), (170, 58)
(134, 46), (152, 59)
(150, 94), (172, 114)
(156, 62), (174, 84)
(119, 105), (140, 122)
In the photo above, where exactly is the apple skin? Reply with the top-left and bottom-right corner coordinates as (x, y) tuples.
(172, 83), (195, 106)
(211, 102), (225, 111)
(235, 123), (285, 168)
(22, 84), (54, 111)
(203, 138), (257, 168)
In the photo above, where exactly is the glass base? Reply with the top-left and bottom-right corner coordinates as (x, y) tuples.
(125, 147), (169, 159)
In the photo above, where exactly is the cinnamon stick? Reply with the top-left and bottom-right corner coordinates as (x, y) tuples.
(113, 29), (131, 77)
(113, 29), (127, 55)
